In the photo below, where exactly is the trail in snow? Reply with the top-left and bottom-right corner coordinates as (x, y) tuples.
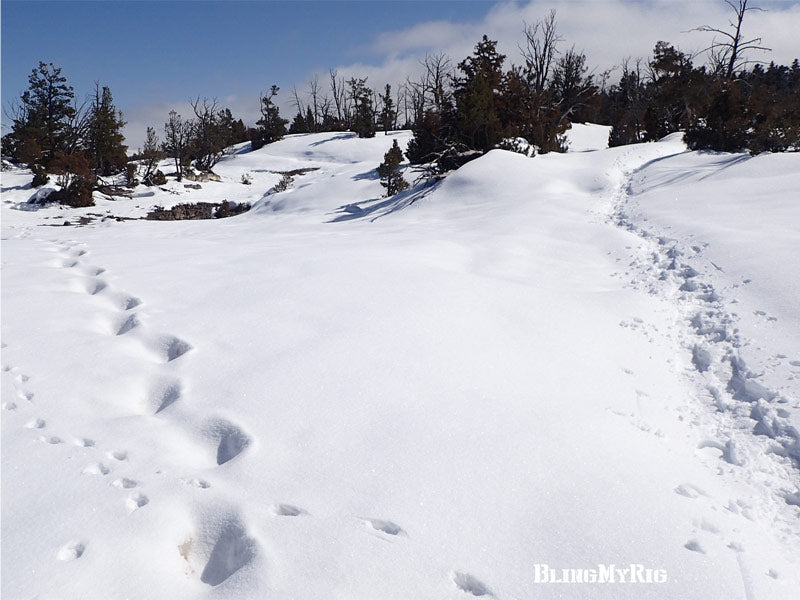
(2, 129), (799, 599)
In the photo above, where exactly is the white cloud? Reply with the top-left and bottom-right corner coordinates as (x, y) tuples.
(338, 0), (800, 90)
(123, 0), (800, 150)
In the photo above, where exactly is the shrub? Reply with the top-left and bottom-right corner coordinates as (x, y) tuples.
(125, 163), (138, 187)
(146, 201), (251, 221)
(145, 169), (167, 186)
(377, 139), (409, 196)
(31, 165), (49, 187)
(49, 151), (96, 207)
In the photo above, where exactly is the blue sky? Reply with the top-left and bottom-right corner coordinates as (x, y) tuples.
(2, 1), (491, 112)
(3, 0), (799, 149)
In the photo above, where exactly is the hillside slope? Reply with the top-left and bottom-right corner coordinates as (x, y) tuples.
(2, 128), (798, 599)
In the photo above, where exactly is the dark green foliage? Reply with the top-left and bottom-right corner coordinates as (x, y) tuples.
(684, 80), (748, 151)
(377, 139), (409, 196)
(550, 47), (597, 124)
(498, 67), (566, 154)
(643, 43), (705, 141)
(349, 78), (376, 138)
(607, 61), (648, 147)
(379, 84), (396, 133)
(685, 60), (800, 154)
(405, 109), (449, 165)
(453, 36), (505, 152)
(7, 62), (76, 167)
(86, 85), (128, 176)
(289, 111), (309, 134)
(252, 85), (288, 149)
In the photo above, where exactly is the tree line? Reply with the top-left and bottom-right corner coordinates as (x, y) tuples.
(2, 1), (798, 205)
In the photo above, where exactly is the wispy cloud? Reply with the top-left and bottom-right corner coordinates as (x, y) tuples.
(123, 0), (799, 149)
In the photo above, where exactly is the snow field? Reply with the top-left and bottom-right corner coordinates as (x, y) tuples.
(2, 126), (799, 599)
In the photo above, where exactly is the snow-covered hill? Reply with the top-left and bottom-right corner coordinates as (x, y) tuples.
(2, 126), (799, 599)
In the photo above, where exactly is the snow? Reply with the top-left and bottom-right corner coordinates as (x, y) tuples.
(2, 128), (799, 599)
(564, 122), (611, 152)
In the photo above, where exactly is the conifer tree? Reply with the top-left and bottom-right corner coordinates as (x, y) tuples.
(379, 84), (396, 133)
(140, 126), (165, 185)
(349, 78), (376, 138)
(377, 139), (409, 196)
(252, 85), (288, 149)
(9, 61), (77, 165)
(453, 36), (505, 152)
(86, 84), (127, 176)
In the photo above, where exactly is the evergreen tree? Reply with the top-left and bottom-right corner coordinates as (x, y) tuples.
(139, 126), (165, 185)
(453, 36), (505, 152)
(379, 84), (396, 133)
(252, 85), (288, 149)
(289, 111), (309, 134)
(9, 61), (77, 166)
(349, 78), (376, 138)
(377, 139), (409, 196)
(86, 84), (127, 176)
(305, 106), (316, 133)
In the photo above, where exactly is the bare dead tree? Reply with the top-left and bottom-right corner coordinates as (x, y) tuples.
(693, 0), (771, 79)
(423, 53), (452, 112)
(329, 68), (346, 122)
(290, 86), (305, 118)
(308, 74), (320, 132)
(62, 97), (91, 155)
(520, 10), (563, 93)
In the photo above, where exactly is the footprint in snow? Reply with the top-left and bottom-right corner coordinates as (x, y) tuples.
(684, 539), (705, 554)
(112, 477), (138, 489)
(126, 492), (149, 513)
(273, 504), (305, 517)
(82, 462), (110, 476)
(453, 572), (492, 597)
(367, 518), (404, 536)
(182, 478), (211, 489)
(107, 449), (128, 461)
(57, 541), (86, 561)
(25, 418), (46, 429)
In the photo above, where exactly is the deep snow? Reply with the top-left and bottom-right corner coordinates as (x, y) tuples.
(2, 125), (799, 599)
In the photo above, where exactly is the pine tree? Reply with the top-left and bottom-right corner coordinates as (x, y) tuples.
(253, 85), (288, 149)
(289, 111), (309, 134)
(377, 139), (409, 196)
(379, 84), (396, 133)
(349, 78), (376, 138)
(453, 36), (505, 152)
(140, 126), (165, 185)
(10, 61), (77, 166)
(86, 84), (127, 176)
